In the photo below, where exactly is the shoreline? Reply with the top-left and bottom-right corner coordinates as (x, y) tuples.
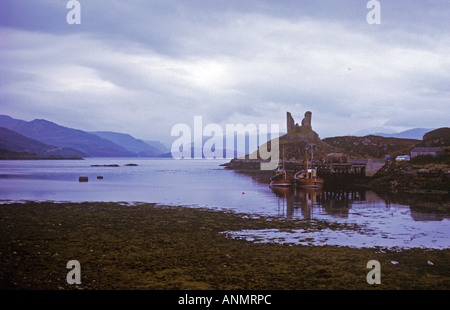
(1, 201), (449, 290)
(222, 158), (450, 194)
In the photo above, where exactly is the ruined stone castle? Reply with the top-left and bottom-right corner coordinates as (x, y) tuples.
(287, 111), (312, 133)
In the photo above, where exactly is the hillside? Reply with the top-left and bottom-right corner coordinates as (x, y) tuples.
(323, 135), (420, 159)
(420, 127), (450, 147)
(0, 115), (137, 157)
(244, 129), (420, 163)
(144, 140), (170, 154)
(92, 131), (162, 157)
(274, 126), (334, 161)
(0, 127), (85, 159)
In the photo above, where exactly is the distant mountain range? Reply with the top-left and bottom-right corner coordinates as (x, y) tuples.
(0, 115), (168, 159)
(0, 114), (446, 160)
(370, 128), (435, 140)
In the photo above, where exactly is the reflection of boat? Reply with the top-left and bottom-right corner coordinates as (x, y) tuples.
(271, 186), (324, 219)
(271, 185), (293, 197)
(270, 147), (294, 187)
(296, 187), (323, 198)
(294, 187), (323, 219)
(271, 185), (294, 217)
(294, 148), (324, 188)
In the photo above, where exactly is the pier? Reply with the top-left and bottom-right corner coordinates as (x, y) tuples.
(223, 157), (386, 185)
(285, 158), (385, 178)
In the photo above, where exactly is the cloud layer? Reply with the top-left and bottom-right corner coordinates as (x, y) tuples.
(1, 0), (449, 143)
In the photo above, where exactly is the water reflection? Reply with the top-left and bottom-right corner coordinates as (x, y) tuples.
(271, 185), (450, 222)
(272, 186), (351, 219)
(240, 185), (450, 249)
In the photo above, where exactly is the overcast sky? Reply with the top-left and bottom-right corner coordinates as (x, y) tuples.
(1, 0), (449, 144)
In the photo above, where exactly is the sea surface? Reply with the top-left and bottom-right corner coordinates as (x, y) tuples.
(1, 158), (449, 250)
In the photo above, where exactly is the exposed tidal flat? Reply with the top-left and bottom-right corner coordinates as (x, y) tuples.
(1, 201), (449, 290)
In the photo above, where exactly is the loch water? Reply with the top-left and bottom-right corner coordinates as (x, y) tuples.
(1, 158), (449, 249)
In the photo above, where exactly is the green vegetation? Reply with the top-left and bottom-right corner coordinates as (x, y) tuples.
(411, 147), (450, 167)
(1, 202), (448, 290)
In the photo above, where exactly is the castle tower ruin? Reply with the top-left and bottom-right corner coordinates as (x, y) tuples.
(287, 111), (312, 133)
(301, 111), (312, 129)
(287, 112), (295, 133)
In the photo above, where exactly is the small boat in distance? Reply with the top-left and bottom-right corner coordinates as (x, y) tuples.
(270, 147), (294, 187)
(294, 150), (324, 188)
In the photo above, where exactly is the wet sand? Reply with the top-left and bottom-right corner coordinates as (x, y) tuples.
(0, 201), (449, 289)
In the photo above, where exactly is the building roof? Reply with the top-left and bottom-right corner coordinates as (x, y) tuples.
(411, 147), (443, 152)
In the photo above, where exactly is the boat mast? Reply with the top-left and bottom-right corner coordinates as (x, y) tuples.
(305, 148), (309, 171)
(306, 143), (316, 172)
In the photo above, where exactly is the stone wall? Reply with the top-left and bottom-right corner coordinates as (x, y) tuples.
(365, 158), (386, 176)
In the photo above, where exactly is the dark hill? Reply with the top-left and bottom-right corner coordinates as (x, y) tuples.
(277, 126), (334, 161)
(420, 127), (450, 147)
(0, 115), (135, 157)
(322, 135), (420, 159)
(0, 127), (85, 158)
(255, 130), (420, 161)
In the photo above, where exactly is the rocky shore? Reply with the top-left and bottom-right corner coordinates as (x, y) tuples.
(363, 162), (450, 193)
(1, 201), (449, 290)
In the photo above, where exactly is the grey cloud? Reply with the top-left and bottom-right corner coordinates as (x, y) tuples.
(0, 0), (449, 144)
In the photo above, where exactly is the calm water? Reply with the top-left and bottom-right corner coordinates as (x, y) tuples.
(1, 158), (449, 250)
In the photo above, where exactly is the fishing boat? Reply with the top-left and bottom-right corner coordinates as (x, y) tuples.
(294, 150), (324, 188)
(270, 165), (295, 187)
(269, 147), (294, 187)
(294, 168), (324, 188)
